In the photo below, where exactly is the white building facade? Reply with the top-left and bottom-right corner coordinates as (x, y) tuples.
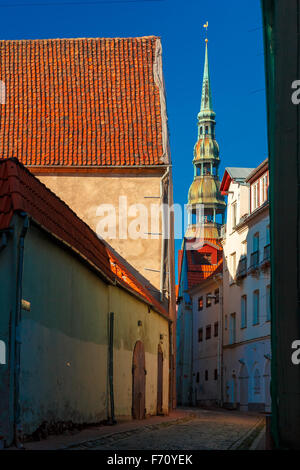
(220, 160), (271, 412)
(189, 274), (223, 407)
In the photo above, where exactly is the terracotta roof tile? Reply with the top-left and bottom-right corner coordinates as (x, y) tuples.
(0, 158), (168, 317)
(0, 37), (167, 167)
(178, 238), (223, 289)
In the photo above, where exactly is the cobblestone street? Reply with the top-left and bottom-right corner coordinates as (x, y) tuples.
(68, 409), (264, 451)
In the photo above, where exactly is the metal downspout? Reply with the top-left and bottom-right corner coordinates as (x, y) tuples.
(160, 167), (169, 301)
(108, 311), (116, 425)
(14, 215), (29, 448)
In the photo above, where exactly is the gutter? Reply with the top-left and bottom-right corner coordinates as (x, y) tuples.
(14, 214), (29, 448)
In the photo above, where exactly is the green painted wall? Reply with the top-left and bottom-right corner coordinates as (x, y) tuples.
(109, 286), (169, 417)
(0, 215), (170, 442)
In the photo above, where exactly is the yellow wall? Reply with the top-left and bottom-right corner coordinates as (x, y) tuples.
(14, 220), (169, 436)
(37, 173), (163, 291)
(109, 286), (169, 417)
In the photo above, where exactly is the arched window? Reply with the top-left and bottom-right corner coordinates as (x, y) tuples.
(254, 369), (261, 394)
(0, 340), (6, 365)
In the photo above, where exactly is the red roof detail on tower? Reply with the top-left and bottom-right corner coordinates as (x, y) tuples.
(177, 238), (223, 290)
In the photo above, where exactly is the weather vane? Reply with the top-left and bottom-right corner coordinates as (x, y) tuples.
(203, 21), (208, 42)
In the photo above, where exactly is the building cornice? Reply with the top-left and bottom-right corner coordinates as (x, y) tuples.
(223, 334), (271, 349)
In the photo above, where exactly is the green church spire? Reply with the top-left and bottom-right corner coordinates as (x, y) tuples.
(185, 35), (226, 240)
(200, 41), (213, 113)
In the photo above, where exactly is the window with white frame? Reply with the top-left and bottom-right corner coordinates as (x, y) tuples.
(260, 173), (268, 204)
(232, 202), (237, 229)
(253, 232), (259, 253)
(230, 252), (236, 280)
(266, 285), (271, 321)
(241, 295), (247, 329)
(266, 225), (270, 246)
(229, 313), (236, 344)
(253, 290), (260, 325)
(252, 181), (259, 211)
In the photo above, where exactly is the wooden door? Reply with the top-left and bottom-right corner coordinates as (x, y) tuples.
(132, 341), (146, 420)
(157, 345), (163, 415)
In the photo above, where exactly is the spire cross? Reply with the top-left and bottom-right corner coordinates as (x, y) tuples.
(203, 21), (208, 42)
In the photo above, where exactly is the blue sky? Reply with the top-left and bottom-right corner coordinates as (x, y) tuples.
(0, 0), (267, 281)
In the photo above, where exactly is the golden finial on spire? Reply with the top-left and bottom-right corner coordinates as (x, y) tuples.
(203, 21), (208, 42)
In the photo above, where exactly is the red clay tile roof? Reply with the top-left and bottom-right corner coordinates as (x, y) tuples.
(177, 238), (223, 290)
(0, 37), (168, 167)
(187, 258), (223, 288)
(0, 158), (168, 317)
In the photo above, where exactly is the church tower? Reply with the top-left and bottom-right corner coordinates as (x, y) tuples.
(186, 38), (226, 240)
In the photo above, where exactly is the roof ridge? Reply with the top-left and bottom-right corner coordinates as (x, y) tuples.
(0, 35), (160, 43)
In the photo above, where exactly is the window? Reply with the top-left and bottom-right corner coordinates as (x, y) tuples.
(260, 173), (269, 204)
(206, 293), (212, 308)
(200, 127), (203, 135)
(229, 313), (236, 345)
(214, 369), (218, 381)
(225, 315), (228, 330)
(230, 252), (236, 281)
(253, 290), (260, 325)
(266, 225), (270, 246)
(214, 322), (219, 337)
(266, 285), (271, 321)
(198, 328), (203, 342)
(241, 295), (247, 329)
(254, 369), (261, 394)
(206, 325), (211, 340)
(196, 372), (200, 383)
(253, 232), (259, 253)
(214, 288), (219, 304)
(252, 182), (259, 211)
(232, 202), (237, 229)
(205, 370), (208, 381)
(205, 126), (208, 134)
(198, 296), (203, 311)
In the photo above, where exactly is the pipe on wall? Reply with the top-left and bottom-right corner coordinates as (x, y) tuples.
(14, 214), (29, 448)
(108, 311), (116, 425)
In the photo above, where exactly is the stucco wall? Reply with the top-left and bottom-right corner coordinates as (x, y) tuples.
(20, 224), (110, 434)
(191, 279), (221, 405)
(109, 285), (169, 417)
(222, 179), (271, 410)
(36, 173), (163, 291)
(1, 219), (170, 438)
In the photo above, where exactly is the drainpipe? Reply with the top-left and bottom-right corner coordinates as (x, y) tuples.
(108, 311), (116, 425)
(160, 167), (170, 302)
(14, 215), (29, 448)
(0, 232), (8, 252)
